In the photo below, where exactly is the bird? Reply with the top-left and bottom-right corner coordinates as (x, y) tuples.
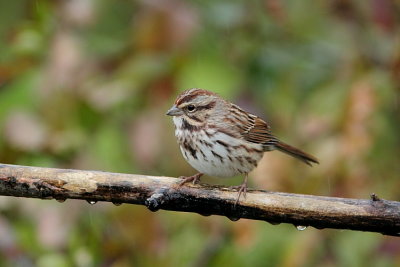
(166, 88), (318, 204)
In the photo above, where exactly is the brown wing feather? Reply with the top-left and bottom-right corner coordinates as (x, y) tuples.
(228, 104), (319, 166)
(241, 117), (278, 147)
(242, 117), (319, 165)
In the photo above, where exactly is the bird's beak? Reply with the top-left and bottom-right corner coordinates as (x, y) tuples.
(166, 105), (183, 116)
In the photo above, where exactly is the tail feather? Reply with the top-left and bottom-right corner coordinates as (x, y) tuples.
(275, 142), (319, 166)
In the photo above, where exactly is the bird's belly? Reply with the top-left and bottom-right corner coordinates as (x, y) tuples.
(181, 148), (241, 177)
(177, 129), (264, 178)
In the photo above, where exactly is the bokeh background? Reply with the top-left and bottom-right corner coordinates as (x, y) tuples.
(0, 0), (399, 266)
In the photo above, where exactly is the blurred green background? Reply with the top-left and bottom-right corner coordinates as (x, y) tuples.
(0, 0), (399, 266)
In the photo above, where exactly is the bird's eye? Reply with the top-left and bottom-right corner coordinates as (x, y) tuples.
(187, 105), (196, 112)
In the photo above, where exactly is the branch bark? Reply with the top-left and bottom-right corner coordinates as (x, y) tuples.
(0, 163), (399, 236)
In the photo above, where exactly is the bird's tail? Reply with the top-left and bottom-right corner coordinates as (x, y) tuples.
(275, 141), (319, 166)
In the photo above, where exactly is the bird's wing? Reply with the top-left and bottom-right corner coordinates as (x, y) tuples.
(240, 116), (278, 149)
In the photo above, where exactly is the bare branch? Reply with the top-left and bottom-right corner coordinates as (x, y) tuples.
(0, 164), (399, 236)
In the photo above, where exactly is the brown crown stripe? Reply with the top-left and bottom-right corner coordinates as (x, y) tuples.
(175, 93), (197, 106)
(175, 89), (216, 106)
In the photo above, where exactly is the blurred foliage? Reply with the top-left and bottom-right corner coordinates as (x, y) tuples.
(0, 0), (399, 266)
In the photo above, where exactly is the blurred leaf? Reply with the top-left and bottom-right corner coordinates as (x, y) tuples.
(0, 71), (38, 124)
(83, 0), (135, 58)
(37, 253), (70, 267)
(89, 122), (132, 173)
(176, 55), (242, 96)
(334, 231), (380, 266)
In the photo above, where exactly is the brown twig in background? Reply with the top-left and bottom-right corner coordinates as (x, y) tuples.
(0, 164), (399, 236)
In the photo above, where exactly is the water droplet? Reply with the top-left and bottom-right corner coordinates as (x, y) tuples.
(147, 207), (158, 212)
(295, 225), (307, 231)
(87, 200), (97, 205)
(112, 202), (122, 206)
(227, 215), (240, 222)
(55, 198), (66, 203)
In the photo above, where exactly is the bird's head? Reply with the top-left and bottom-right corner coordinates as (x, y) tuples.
(166, 88), (223, 127)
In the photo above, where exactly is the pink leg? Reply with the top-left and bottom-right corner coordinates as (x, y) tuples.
(178, 173), (203, 186)
(229, 174), (248, 205)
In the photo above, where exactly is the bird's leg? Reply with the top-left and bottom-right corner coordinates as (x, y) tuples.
(178, 173), (203, 186)
(229, 174), (248, 205)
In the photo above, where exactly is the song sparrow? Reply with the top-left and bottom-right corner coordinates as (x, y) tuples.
(166, 88), (318, 204)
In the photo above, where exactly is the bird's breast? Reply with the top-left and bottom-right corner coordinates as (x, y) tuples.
(174, 123), (264, 177)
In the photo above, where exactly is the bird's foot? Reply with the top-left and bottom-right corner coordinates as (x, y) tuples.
(178, 173), (203, 186)
(229, 183), (247, 206)
(229, 174), (248, 206)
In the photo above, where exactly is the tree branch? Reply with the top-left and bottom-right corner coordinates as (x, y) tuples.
(0, 163), (399, 236)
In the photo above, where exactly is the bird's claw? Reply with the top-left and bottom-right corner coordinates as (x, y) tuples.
(178, 173), (203, 186)
(229, 183), (247, 206)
